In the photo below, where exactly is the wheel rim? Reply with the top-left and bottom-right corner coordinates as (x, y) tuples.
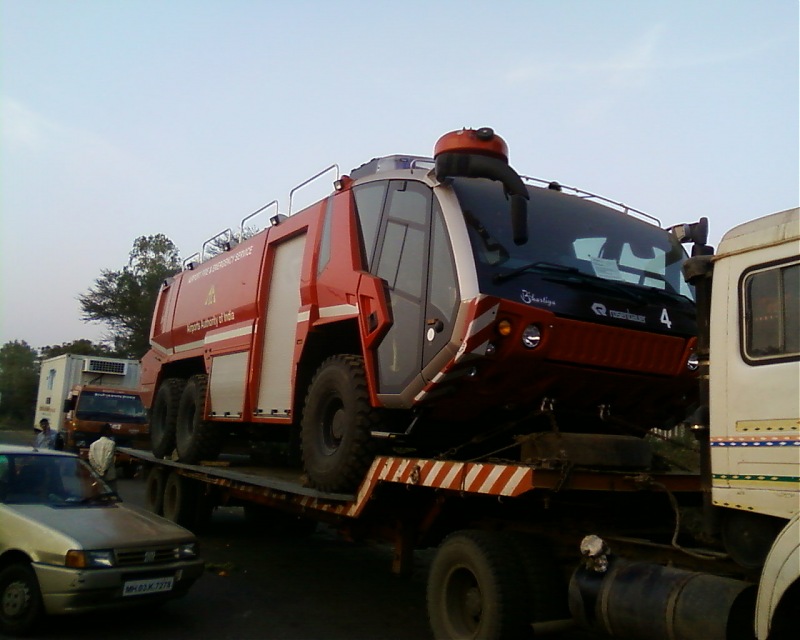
(444, 567), (482, 635)
(320, 398), (345, 455)
(2, 579), (30, 618)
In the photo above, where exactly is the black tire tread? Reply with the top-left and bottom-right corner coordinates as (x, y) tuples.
(301, 355), (379, 493)
(0, 563), (43, 637)
(427, 529), (531, 640)
(151, 378), (186, 459)
(175, 374), (223, 463)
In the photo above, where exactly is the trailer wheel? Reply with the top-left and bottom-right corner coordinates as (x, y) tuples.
(145, 467), (167, 515)
(175, 374), (223, 464)
(427, 530), (531, 640)
(301, 355), (378, 493)
(162, 472), (198, 528)
(151, 378), (187, 459)
(0, 562), (44, 637)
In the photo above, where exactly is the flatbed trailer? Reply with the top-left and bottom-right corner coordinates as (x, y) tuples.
(121, 446), (761, 639)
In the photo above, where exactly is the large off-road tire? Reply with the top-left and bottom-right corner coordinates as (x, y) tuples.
(175, 374), (223, 464)
(145, 466), (167, 515)
(427, 530), (531, 640)
(0, 563), (44, 637)
(300, 355), (379, 493)
(151, 378), (187, 459)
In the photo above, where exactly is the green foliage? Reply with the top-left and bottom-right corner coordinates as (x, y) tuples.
(0, 341), (39, 424)
(39, 339), (114, 360)
(79, 234), (182, 359)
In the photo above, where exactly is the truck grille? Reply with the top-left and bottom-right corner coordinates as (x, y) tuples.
(115, 546), (181, 566)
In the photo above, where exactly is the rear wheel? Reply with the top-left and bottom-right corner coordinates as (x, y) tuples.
(175, 374), (223, 464)
(301, 355), (379, 493)
(0, 563), (43, 637)
(163, 472), (198, 528)
(151, 378), (186, 459)
(427, 530), (531, 640)
(145, 467), (167, 515)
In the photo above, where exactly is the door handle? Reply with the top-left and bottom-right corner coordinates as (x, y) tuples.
(426, 318), (444, 333)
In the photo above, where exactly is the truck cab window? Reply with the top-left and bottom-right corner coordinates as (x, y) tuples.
(743, 261), (800, 362)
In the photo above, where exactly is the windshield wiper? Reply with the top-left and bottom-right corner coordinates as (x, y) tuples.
(493, 261), (578, 284)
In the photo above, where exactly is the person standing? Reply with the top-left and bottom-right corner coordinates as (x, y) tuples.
(33, 418), (59, 450)
(88, 423), (117, 491)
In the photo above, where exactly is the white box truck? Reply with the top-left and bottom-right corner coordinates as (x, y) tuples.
(34, 354), (148, 451)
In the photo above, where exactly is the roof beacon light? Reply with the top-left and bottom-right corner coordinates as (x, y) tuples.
(434, 127), (529, 245)
(433, 127), (509, 162)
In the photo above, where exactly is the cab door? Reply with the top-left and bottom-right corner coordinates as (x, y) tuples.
(356, 180), (458, 395)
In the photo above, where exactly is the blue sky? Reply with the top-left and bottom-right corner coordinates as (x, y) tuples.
(1, 0), (798, 349)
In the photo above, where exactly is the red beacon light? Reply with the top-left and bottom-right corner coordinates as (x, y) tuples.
(433, 127), (509, 163)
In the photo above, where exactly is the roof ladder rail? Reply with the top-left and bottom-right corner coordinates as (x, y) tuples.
(201, 228), (235, 262)
(288, 164), (339, 216)
(240, 199), (279, 242)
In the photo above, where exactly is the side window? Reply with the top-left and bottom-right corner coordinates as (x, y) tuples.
(428, 200), (459, 324)
(742, 261), (800, 363)
(375, 182), (428, 299)
(353, 182), (388, 270)
(317, 198), (334, 275)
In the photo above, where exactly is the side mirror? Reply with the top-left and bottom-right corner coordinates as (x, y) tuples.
(668, 217), (709, 246)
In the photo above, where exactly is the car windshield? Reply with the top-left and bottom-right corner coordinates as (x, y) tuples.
(0, 453), (118, 506)
(452, 178), (695, 301)
(75, 391), (147, 424)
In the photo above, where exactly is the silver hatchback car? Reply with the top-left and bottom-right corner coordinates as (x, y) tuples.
(0, 445), (204, 636)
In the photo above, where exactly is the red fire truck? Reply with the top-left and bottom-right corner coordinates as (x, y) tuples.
(141, 127), (698, 493)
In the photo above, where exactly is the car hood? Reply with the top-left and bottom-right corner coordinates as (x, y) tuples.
(4, 503), (194, 550)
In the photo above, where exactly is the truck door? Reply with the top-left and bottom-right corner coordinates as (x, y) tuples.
(359, 180), (458, 395)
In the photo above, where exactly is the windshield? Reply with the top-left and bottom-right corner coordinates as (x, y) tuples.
(452, 178), (694, 301)
(75, 391), (147, 423)
(0, 454), (117, 506)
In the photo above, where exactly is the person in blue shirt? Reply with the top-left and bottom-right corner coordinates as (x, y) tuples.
(33, 419), (60, 450)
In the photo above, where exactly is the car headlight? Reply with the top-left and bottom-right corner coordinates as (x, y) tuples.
(66, 549), (115, 568)
(177, 542), (198, 559)
(687, 351), (699, 371)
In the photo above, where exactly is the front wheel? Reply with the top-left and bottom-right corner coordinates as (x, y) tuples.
(300, 355), (379, 493)
(0, 563), (44, 637)
(427, 530), (531, 640)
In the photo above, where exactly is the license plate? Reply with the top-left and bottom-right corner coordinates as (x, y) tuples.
(122, 576), (174, 597)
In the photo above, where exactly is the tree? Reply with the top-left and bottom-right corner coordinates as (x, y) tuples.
(79, 235), (182, 359)
(40, 339), (114, 360)
(0, 340), (39, 425)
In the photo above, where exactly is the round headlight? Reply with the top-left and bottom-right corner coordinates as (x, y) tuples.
(687, 352), (699, 371)
(521, 324), (541, 349)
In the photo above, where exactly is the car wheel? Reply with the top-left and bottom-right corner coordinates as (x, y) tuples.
(0, 563), (44, 637)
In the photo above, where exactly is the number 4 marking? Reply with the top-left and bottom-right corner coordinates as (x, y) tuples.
(660, 308), (672, 329)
